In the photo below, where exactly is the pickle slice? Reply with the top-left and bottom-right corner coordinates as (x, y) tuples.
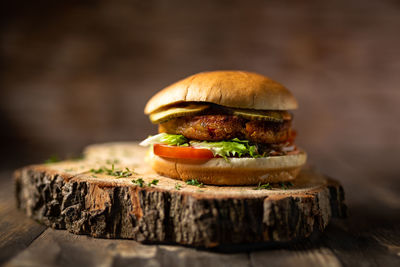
(233, 109), (291, 122)
(150, 104), (209, 124)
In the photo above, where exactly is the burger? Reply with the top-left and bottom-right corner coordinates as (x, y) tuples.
(140, 70), (306, 185)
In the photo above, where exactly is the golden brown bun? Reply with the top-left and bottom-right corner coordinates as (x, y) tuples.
(145, 70), (298, 114)
(149, 151), (307, 185)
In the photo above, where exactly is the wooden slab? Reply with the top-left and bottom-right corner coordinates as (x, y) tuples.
(14, 142), (346, 247)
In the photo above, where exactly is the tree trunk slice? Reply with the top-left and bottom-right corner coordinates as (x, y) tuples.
(14, 142), (347, 247)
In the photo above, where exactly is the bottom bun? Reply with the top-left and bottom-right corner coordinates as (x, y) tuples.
(149, 151), (307, 185)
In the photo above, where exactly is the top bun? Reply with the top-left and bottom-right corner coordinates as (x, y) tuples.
(145, 70), (298, 114)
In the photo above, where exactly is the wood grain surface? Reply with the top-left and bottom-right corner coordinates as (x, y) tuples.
(14, 143), (346, 248)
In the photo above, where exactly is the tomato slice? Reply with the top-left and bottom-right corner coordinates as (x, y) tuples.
(153, 144), (214, 159)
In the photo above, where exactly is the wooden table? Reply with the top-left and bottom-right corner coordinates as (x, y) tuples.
(1, 148), (399, 267)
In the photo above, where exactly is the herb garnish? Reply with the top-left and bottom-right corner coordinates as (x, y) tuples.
(148, 179), (159, 186)
(186, 179), (204, 188)
(254, 182), (272, 190)
(44, 155), (60, 164)
(175, 183), (182, 190)
(90, 164), (136, 178)
(280, 182), (294, 190)
(90, 168), (105, 174)
(132, 178), (145, 187)
(130, 178), (159, 187)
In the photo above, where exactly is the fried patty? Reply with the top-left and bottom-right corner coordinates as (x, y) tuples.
(158, 115), (292, 144)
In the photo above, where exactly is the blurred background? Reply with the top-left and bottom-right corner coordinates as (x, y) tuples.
(1, 0), (400, 179)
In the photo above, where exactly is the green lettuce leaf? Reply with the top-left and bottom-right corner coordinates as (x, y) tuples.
(139, 133), (188, 146)
(190, 140), (260, 159)
(140, 133), (261, 159)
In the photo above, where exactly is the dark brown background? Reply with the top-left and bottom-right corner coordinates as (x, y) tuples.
(2, 0), (400, 176)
